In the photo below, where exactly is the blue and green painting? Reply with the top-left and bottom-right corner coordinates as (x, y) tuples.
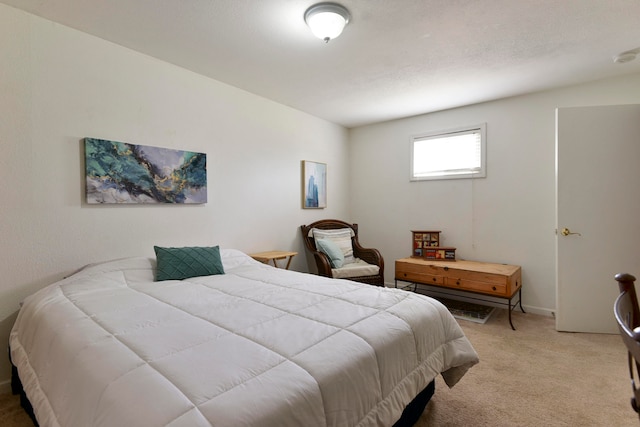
(84, 138), (207, 204)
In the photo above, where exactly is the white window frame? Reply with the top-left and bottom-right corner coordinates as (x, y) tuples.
(410, 123), (486, 181)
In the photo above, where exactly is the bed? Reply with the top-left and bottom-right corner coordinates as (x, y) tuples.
(9, 248), (479, 427)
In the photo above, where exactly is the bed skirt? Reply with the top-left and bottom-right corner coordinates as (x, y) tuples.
(9, 349), (37, 426)
(393, 380), (436, 427)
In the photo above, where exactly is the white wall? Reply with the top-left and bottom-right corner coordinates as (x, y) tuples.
(0, 4), (350, 386)
(349, 71), (640, 315)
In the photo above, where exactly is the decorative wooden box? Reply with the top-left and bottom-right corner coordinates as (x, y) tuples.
(411, 230), (456, 261)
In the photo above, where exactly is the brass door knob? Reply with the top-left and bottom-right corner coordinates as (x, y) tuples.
(561, 227), (582, 236)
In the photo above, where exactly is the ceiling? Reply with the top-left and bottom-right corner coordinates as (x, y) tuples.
(3, 0), (640, 128)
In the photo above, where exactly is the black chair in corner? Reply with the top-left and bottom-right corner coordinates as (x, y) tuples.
(301, 219), (384, 286)
(613, 272), (640, 419)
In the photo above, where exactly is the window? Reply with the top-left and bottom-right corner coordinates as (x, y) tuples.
(410, 123), (486, 181)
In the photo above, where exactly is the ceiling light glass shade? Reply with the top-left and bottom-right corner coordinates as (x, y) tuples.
(304, 3), (350, 43)
(613, 48), (640, 64)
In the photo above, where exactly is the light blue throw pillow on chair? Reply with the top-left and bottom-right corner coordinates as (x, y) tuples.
(315, 238), (345, 268)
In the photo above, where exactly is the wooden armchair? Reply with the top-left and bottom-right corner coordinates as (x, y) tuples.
(301, 219), (384, 286)
(613, 272), (640, 418)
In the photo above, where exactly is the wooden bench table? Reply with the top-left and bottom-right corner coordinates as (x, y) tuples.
(395, 257), (524, 330)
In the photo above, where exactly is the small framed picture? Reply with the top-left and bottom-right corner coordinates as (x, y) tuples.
(302, 160), (327, 209)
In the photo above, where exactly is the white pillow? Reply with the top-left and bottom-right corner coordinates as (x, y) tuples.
(312, 228), (354, 264)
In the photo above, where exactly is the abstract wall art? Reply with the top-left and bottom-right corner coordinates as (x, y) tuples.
(302, 160), (326, 209)
(84, 138), (207, 204)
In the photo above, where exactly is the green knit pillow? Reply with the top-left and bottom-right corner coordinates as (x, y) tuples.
(154, 246), (225, 281)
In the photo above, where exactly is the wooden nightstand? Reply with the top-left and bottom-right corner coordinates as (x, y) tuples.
(250, 251), (297, 269)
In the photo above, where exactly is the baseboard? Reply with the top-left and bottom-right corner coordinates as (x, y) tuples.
(0, 378), (11, 395)
(385, 281), (410, 290)
(519, 305), (555, 317)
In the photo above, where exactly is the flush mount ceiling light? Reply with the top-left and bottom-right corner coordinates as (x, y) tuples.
(304, 2), (350, 43)
(613, 48), (640, 64)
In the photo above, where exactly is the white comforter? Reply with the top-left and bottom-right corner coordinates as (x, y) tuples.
(10, 249), (478, 427)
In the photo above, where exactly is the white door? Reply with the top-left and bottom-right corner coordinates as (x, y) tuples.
(556, 104), (640, 333)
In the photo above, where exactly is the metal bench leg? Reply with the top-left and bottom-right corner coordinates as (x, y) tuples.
(518, 288), (526, 313)
(508, 297), (516, 330)
(508, 288), (525, 330)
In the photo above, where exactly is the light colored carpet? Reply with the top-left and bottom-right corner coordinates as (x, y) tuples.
(0, 393), (32, 427)
(1, 309), (637, 426)
(418, 309), (637, 426)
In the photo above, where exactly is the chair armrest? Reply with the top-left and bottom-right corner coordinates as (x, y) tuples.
(312, 251), (333, 277)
